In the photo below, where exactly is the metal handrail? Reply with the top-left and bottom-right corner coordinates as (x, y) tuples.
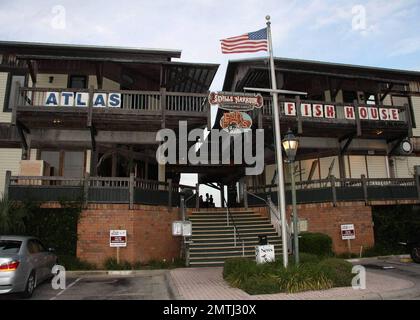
(246, 190), (291, 250)
(223, 198), (243, 251)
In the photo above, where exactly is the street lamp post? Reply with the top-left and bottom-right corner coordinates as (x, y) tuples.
(282, 129), (300, 264)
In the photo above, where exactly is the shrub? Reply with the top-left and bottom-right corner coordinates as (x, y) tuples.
(294, 253), (321, 264)
(362, 245), (405, 257)
(276, 264), (333, 293)
(103, 257), (132, 270)
(241, 274), (281, 295)
(317, 258), (353, 287)
(299, 232), (333, 257)
(58, 255), (96, 271)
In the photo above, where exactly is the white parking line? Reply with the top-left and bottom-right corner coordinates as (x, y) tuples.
(50, 278), (81, 300)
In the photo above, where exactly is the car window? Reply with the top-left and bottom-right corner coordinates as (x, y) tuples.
(35, 240), (47, 252)
(0, 240), (22, 254)
(27, 240), (40, 254)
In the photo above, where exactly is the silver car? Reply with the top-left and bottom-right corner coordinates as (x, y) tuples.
(0, 236), (57, 298)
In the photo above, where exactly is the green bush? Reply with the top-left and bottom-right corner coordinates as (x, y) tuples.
(299, 232), (333, 257)
(317, 258), (353, 287)
(58, 255), (96, 271)
(103, 257), (132, 270)
(294, 253), (321, 264)
(223, 255), (353, 295)
(241, 274), (281, 295)
(276, 264), (333, 293)
(362, 245), (405, 257)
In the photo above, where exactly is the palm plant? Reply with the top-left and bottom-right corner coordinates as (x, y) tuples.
(0, 195), (28, 234)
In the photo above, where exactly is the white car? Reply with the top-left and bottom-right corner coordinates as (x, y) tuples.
(0, 236), (57, 298)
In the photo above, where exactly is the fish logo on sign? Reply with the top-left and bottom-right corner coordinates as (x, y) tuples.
(220, 111), (252, 134)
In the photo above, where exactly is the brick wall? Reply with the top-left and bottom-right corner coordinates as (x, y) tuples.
(77, 204), (182, 267)
(253, 202), (375, 254)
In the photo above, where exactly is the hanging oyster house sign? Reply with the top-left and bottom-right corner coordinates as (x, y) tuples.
(209, 92), (263, 134)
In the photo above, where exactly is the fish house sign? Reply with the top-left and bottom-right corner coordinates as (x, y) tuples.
(283, 102), (401, 121)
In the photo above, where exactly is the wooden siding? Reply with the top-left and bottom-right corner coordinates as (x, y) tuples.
(366, 156), (388, 178)
(35, 73), (68, 88)
(0, 148), (21, 196)
(0, 72), (10, 123)
(393, 156), (420, 178)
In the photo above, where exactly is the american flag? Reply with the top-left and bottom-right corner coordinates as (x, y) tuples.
(220, 28), (268, 54)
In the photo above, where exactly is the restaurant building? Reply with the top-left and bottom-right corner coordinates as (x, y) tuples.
(1, 41), (420, 266)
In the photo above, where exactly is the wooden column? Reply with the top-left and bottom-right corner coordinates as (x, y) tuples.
(160, 87), (166, 129)
(354, 99), (362, 136)
(220, 183), (225, 208)
(111, 153), (117, 177)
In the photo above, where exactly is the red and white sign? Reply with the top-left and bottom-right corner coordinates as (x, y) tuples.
(283, 102), (400, 121)
(110, 230), (127, 247)
(341, 224), (355, 240)
(209, 92), (263, 111)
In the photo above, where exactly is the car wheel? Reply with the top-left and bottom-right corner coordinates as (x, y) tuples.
(21, 271), (36, 299)
(410, 246), (420, 264)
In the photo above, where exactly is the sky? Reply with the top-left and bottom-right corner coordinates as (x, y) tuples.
(1, 0), (419, 205)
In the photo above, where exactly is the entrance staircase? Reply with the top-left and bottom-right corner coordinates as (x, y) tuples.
(187, 208), (282, 267)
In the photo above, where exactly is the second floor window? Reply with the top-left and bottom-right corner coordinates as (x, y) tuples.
(69, 75), (87, 89)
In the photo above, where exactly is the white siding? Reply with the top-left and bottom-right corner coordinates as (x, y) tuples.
(393, 156), (420, 178)
(348, 155), (367, 178)
(382, 94), (392, 106)
(0, 148), (22, 197)
(319, 156), (339, 179)
(103, 77), (120, 90)
(300, 159), (320, 181)
(411, 96), (420, 137)
(36, 74), (68, 88)
(88, 75), (98, 89)
(366, 156), (388, 178)
(264, 164), (276, 185)
(0, 72), (10, 123)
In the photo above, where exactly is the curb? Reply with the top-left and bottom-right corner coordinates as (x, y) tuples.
(66, 269), (168, 277)
(347, 254), (410, 263)
(165, 271), (183, 300)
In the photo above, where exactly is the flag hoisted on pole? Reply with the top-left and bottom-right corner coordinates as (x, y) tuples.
(220, 28), (268, 54)
(219, 17), (290, 267)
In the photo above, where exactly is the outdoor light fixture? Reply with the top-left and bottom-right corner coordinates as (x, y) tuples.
(282, 128), (300, 264)
(282, 129), (299, 163)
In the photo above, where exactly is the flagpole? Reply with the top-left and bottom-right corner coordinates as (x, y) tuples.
(266, 15), (289, 268)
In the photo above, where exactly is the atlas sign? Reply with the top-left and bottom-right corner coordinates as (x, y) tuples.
(209, 92), (263, 111)
(284, 102), (400, 121)
(44, 91), (121, 108)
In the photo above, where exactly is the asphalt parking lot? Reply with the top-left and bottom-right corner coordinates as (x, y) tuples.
(0, 271), (174, 300)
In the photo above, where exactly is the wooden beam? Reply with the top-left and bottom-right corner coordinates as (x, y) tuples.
(95, 62), (104, 89)
(380, 83), (394, 102)
(26, 60), (37, 85)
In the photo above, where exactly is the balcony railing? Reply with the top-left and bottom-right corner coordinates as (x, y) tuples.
(246, 175), (420, 206)
(5, 173), (198, 209)
(14, 87), (209, 114)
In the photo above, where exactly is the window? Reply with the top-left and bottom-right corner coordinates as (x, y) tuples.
(364, 92), (377, 105)
(27, 240), (40, 254)
(68, 75), (87, 89)
(3, 73), (26, 112)
(0, 240), (22, 254)
(34, 240), (47, 252)
(342, 91), (358, 104)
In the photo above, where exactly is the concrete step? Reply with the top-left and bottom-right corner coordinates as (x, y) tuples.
(190, 239), (282, 248)
(192, 224), (274, 231)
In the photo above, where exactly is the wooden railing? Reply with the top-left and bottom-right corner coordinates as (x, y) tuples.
(6, 173), (196, 209)
(15, 87), (209, 114)
(246, 175), (420, 206)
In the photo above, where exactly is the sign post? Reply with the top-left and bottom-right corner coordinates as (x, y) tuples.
(110, 230), (127, 264)
(341, 224), (355, 255)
